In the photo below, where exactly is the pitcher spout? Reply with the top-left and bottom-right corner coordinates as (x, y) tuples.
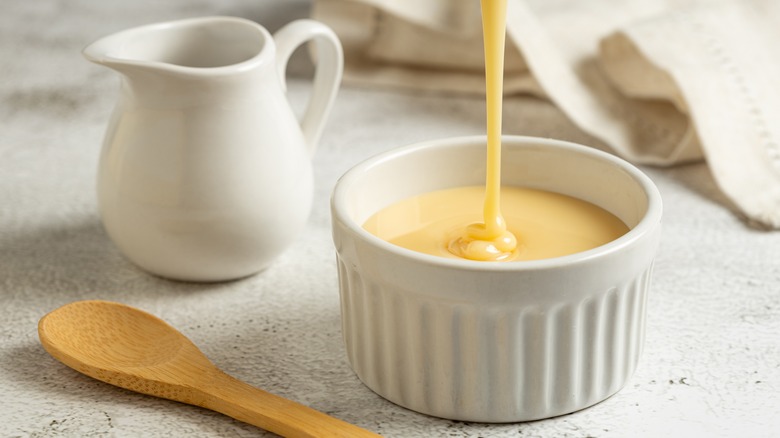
(82, 31), (140, 74)
(82, 16), (270, 76)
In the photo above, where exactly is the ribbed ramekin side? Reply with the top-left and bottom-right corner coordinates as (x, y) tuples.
(338, 256), (653, 422)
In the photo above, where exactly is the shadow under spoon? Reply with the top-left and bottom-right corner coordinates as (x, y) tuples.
(38, 300), (380, 438)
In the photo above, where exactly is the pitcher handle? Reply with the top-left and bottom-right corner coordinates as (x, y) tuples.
(274, 20), (343, 157)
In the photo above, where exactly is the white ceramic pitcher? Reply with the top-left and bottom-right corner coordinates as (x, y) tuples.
(84, 17), (343, 281)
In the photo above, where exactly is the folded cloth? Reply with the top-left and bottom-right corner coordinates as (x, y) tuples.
(312, 0), (780, 228)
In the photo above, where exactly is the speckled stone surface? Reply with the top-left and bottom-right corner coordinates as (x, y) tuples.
(1, 1), (779, 437)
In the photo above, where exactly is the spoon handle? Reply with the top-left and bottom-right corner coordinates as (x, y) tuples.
(200, 370), (381, 437)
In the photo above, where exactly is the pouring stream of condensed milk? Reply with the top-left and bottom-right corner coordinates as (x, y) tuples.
(448, 0), (517, 261)
(362, 0), (629, 261)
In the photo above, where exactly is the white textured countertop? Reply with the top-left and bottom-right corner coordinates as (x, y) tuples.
(2, 1), (779, 437)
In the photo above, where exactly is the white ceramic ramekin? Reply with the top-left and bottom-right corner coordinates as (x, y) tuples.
(331, 136), (662, 422)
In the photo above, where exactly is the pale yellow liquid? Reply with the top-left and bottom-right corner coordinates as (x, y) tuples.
(363, 187), (628, 261)
(446, 0), (517, 261)
(363, 0), (629, 261)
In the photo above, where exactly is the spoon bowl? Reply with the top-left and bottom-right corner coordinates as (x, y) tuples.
(41, 299), (188, 367)
(39, 300), (379, 437)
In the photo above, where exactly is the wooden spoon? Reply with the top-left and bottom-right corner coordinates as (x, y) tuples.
(38, 300), (381, 438)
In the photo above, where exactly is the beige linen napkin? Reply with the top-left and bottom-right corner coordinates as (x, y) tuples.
(312, 0), (780, 229)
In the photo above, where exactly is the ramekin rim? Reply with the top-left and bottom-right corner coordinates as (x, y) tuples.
(331, 135), (663, 272)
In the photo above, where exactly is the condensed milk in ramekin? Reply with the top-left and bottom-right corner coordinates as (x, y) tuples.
(331, 135), (662, 422)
